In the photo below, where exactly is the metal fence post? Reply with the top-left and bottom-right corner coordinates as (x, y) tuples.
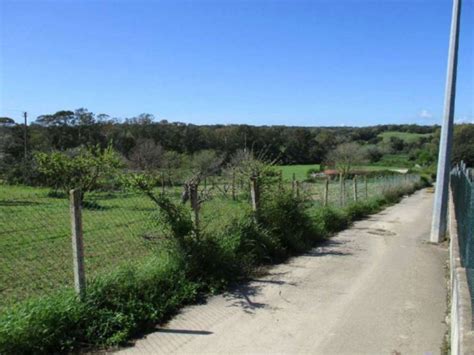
(70, 189), (86, 299)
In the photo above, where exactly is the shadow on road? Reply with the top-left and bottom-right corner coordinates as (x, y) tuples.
(304, 239), (352, 257)
(155, 329), (213, 335)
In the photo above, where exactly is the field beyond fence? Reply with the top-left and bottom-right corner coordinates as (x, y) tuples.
(0, 172), (421, 309)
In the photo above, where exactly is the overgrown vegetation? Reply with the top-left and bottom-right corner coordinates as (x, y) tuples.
(0, 166), (429, 353)
(35, 145), (123, 200)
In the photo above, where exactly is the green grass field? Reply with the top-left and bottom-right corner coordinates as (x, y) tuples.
(0, 185), (247, 307)
(276, 164), (320, 180)
(0, 166), (418, 308)
(276, 163), (407, 179)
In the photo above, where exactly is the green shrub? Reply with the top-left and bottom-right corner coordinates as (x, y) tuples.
(310, 206), (349, 236)
(0, 292), (84, 354)
(257, 192), (322, 255)
(218, 215), (283, 272)
(0, 256), (198, 354)
(344, 200), (379, 221)
(82, 256), (197, 345)
(419, 174), (432, 187)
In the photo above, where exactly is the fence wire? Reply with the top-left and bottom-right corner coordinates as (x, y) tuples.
(451, 162), (474, 324)
(0, 172), (421, 309)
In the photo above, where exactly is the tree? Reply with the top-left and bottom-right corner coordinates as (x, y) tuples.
(36, 110), (75, 126)
(0, 117), (15, 125)
(365, 145), (383, 163)
(125, 113), (154, 125)
(35, 110), (77, 150)
(416, 149), (436, 167)
(326, 142), (367, 176)
(128, 138), (164, 171)
(389, 136), (405, 152)
(35, 145), (123, 199)
(189, 150), (223, 178)
(452, 124), (474, 166)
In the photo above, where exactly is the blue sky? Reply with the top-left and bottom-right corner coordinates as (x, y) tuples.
(0, 0), (473, 126)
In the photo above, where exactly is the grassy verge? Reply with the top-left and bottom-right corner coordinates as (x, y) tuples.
(0, 179), (429, 354)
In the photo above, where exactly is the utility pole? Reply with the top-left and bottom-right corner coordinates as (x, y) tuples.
(431, 0), (462, 243)
(23, 111), (28, 159)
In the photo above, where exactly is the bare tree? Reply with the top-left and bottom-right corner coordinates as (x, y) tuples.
(326, 142), (367, 176)
(180, 150), (224, 230)
(229, 149), (276, 180)
(128, 138), (164, 171)
(189, 150), (223, 179)
(181, 150), (223, 203)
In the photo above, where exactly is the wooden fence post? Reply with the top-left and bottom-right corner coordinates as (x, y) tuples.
(70, 189), (86, 300)
(189, 183), (200, 230)
(161, 171), (165, 194)
(278, 170), (283, 191)
(292, 173), (296, 198)
(365, 175), (368, 199)
(250, 176), (260, 212)
(231, 169), (236, 201)
(339, 173), (343, 207)
(324, 178), (329, 207)
(353, 175), (358, 202)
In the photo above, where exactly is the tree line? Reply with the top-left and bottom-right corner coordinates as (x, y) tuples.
(1, 108), (473, 185)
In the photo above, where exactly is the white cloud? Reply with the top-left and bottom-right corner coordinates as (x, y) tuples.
(455, 115), (474, 124)
(418, 109), (433, 119)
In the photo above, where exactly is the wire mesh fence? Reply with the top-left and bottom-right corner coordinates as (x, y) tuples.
(0, 186), (73, 308)
(451, 162), (474, 323)
(0, 172), (421, 309)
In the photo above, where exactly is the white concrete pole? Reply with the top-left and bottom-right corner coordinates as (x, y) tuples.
(431, 0), (462, 243)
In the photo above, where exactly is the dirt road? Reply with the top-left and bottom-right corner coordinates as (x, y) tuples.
(118, 189), (448, 354)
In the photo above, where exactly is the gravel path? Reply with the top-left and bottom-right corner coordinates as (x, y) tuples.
(118, 189), (448, 354)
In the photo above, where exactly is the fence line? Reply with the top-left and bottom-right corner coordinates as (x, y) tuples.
(0, 172), (421, 308)
(450, 162), (474, 331)
(451, 162), (474, 269)
(449, 162), (474, 353)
